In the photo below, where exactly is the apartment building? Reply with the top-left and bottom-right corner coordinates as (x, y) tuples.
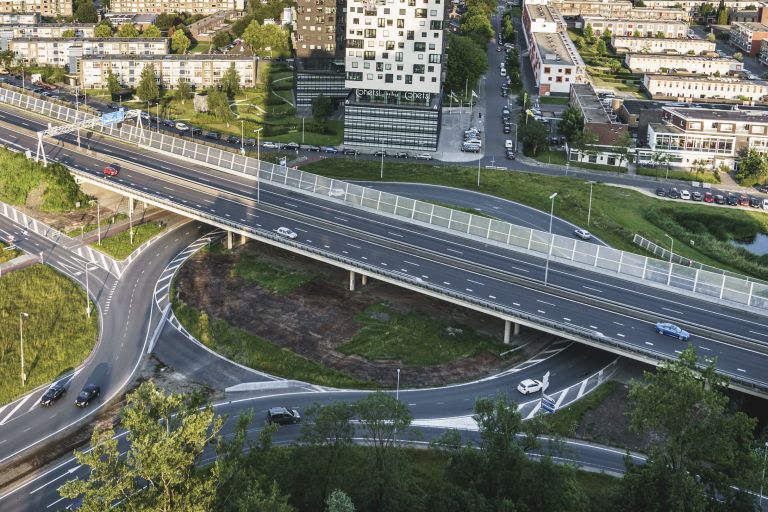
(567, 82), (630, 167)
(523, 0), (567, 35)
(0, 0), (71, 17)
(10, 38), (169, 70)
(611, 36), (716, 55)
(342, 0), (447, 151)
(547, 0), (632, 19)
(644, 105), (768, 169)
(643, 74), (768, 102)
(730, 22), (768, 57)
(579, 16), (688, 38)
(640, 0), (757, 18)
(0, 23), (95, 43)
(79, 54), (257, 89)
(625, 53), (743, 75)
(0, 12), (38, 24)
(109, 0), (245, 15)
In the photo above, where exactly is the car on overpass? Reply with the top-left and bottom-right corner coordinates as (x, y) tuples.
(103, 164), (119, 177)
(74, 383), (100, 408)
(517, 378), (543, 394)
(574, 228), (592, 240)
(655, 322), (690, 341)
(276, 227), (298, 239)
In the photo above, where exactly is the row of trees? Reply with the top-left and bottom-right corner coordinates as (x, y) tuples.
(59, 347), (767, 511)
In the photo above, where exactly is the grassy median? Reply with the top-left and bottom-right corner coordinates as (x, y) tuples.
(0, 265), (98, 405)
(94, 221), (166, 260)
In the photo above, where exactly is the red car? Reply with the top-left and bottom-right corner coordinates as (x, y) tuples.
(739, 194), (750, 206)
(103, 165), (119, 177)
(703, 191), (714, 203)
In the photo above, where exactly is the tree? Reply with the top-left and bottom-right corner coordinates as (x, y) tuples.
(688, 49), (696, 55)
(312, 93), (333, 124)
(74, 0), (98, 23)
(717, 0), (729, 24)
(59, 382), (223, 511)
(735, 148), (768, 183)
(691, 158), (710, 178)
(355, 392), (413, 512)
(230, 14), (254, 38)
(635, 0), (646, 5)
(61, 28), (76, 37)
(734, 51), (744, 61)
(212, 30), (233, 49)
(706, 32), (716, 42)
(106, 69), (120, 95)
(136, 64), (160, 103)
(117, 23), (139, 38)
(559, 106), (584, 143)
(699, 2), (716, 19)
(176, 78), (192, 104)
(622, 347), (760, 511)
(602, 27), (612, 40)
(207, 88), (234, 126)
(519, 119), (549, 156)
(583, 23), (595, 43)
(596, 38), (607, 57)
(0, 49), (14, 70)
(155, 12), (181, 30)
(326, 490), (356, 512)
(444, 35), (488, 101)
(242, 21), (289, 57)
(573, 127), (600, 157)
(615, 130), (635, 167)
(171, 29), (191, 54)
(220, 62), (241, 98)
(94, 23), (113, 38)
(460, 14), (495, 48)
(142, 25), (161, 38)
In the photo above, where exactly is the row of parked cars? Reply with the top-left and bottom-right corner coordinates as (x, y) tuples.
(656, 186), (768, 209)
(461, 127), (482, 153)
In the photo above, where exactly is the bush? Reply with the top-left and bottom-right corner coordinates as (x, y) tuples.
(265, 95), (286, 106)
(264, 124), (291, 136)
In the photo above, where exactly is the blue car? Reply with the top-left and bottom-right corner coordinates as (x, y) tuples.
(655, 322), (690, 341)
(322, 146), (339, 154)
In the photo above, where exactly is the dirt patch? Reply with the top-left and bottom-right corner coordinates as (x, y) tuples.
(573, 383), (650, 452)
(175, 241), (555, 388)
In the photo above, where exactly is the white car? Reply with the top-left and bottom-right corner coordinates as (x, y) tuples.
(415, 153), (432, 160)
(275, 227), (298, 239)
(175, 122), (189, 131)
(504, 139), (514, 149)
(500, 68), (507, 77)
(517, 379), (543, 394)
(574, 228), (592, 240)
(680, 189), (691, 200)
(262, 141), (280, 149)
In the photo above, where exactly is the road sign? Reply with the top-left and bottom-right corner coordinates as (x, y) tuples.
(541, 394), (556, 414)
(101, 110), (125, 126)
(542, 371), (550, 393)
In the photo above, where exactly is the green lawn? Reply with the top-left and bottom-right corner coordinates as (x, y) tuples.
(636, 166), (721, 184)
(94, 221), (166, 260)
(338, 303), (504, 366)
(539, 96), (569, 105)
(232, 253), (314, 293)
(572, 161), (627, 173)
(189, 41), (211, 54)
(302, 158), (768, 276)
(64, 213), (128, 238)
(533, 150), (568, 166)
(0, 265), (98, 405)
(0, 241), (20, 264)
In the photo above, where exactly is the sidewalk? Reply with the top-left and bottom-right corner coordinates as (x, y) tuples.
(435, 85), (487, 163)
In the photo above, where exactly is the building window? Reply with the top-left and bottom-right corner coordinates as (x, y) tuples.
(346, 71), (362, 81)
(430, 20), (441, 30)
(364, 50), (376, 59)
(415, 8), (427, 17)
(385, 73), (393, 82)
(405, 74), (412, 84)
(364, 29), (376, 38)
(395, 51), (403, 61)
(407, 30), (414, 40)
(414, 42), (426, 51)
(428, 54), (440, 63)
(413, 64), (424, 74)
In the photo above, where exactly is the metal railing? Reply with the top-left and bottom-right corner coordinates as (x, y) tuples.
(2, 87), (767, 312)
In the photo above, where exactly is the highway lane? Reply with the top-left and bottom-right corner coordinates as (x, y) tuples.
(0, 220), (211, 468)
(0, 107), (766, 388)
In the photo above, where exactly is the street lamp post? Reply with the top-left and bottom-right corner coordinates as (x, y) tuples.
(89, 199), (101, 246)
(19, 312), (28, 386)
(396, 368), (400, 401)
(544, 192), (558, 286)
(380, 145), (385, 179)
(254, 127), (263, 203)
(477, 156), (481, 187)
(75, 85), (81, 147)
(760, 441), (768, 508)
(587, 181), (595, 226)
(664, 233), (674, 286)
(240, 120), (244, 154)
(85, 262), (95, 317)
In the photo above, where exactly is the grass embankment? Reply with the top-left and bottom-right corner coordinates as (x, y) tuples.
(0, 265), (98, 405)
(339, 303), (503, 366)
(94, 221), (167, 260)
(233, 252), (314, 293)
(0, 241), (20, 264)
(545, 381), (621, 437)
(302, 158), (768, 277)
(0, 149), (89, 211)
(64, 213), (128, 238)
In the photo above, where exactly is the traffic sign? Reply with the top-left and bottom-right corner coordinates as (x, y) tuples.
(101, 110), (125, 126)
(541, 394), (556, 414)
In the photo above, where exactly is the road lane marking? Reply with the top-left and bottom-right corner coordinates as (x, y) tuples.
(467, 279), (484, 285)
(537, 300), (555, 306)
(645, 341), (654, 346)
(404, 260), (420, 266)
(443, 281), (451, 285)
(0, 393), (32, 425)
(749, 330), (768, 338)
(387, 231), (403, 237)
(46, 497), (66, 509)
(662, 307), (683, 315)
(446, 248), (463, 254)
(737, 368), (746, 372)
(617, 333), (625, 338)
(583, 286), (602, 293)
(489, 295), (496, 299)
(612, 321), (623, 326)
(347, 243), (361, 249)
(513, 302), (520, 306)
(563, 317), (571, 322)
(537, 309), (546, 314)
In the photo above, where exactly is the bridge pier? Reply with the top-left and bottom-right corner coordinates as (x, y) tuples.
(128, 197), (134, 216)
(240, 233), (247, 245)
(503, 320), (521, 345)
(514, 322), (520, 336)
(227, 231), (233, 250)
(349, 271), (356, 291)
(362, 274), (368, 286)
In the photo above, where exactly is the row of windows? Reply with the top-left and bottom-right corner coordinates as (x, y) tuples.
(351, 60), (438, 72)
(346, 107), (438, 120)
(652, 134), (735, 154)
(346, 71), (437, 83)
(651, 82), (767, 93)
(352, 51), (440, 62)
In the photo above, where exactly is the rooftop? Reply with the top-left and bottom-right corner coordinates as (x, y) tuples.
(534, 31), (582, 65)
(81, 54), (257, 61)
(0, 22), (96, 28)
(525, 3), (557, 23)
(623, 99), (768, 115)
(570, 83), (610, 123)
(645, 73), (768, 85)
(580, 15), (689, 25)
(732, 21), (768, 32)
(664, 105), (768, 123)
(11, 37), (168, 43)
(626, 52), (739, 63)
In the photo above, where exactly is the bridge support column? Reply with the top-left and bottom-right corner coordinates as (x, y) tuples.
(504, 320), (511, 345)
(362, 274), (368, 286)
(514, 322), (520, 336)
(227, 231), (233, 250)
(240, 233), (247, 246)
(128, 197), (134, 216)
(349, 271), (356, 291)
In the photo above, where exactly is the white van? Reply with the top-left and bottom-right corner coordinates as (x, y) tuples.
(763, 198), (768, 209)
(500, 68), (507, 77)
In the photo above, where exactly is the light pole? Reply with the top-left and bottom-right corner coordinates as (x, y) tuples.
(85, 262), (95, 317)
(89, 199), (101, 245)
(544, 192), (558, 286)
(302, 117), (305, 144)
(760, 441), (768, 509)
(477, 156), (481, 187)
(75, 85), (81, 147)
(157, 103), (160, 134)
(19, 312), (28, 386)
(664, 233), (674, 286)
(254, 127), (263, 203)
(380, 145), (385, 179)
(587, 181), (595, 226)
(396, 368), (400, 401)
(240, 120), (244, 154)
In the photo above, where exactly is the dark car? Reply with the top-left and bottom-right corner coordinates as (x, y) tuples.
(655, 187), (667, 197)
(503, 125), (511, 133)
(714, 194), (726, 204)
(501, 89), (508, 97)
(506, 150), (516, 160)
(190, 127), (202, 135)
(205, 131), (221, 140)
(267, 406), (301, 425)
(40, 383), (66, 406)
(75, 383), (100, 408)
(227, 135), (241, 145)
(394, 152), (408, 158)
(374, 150), (388, 157)
(691, 191), (703, 201)
(307, 145), (321, 152)
(727, 194), (739, 206)
(108, 102), (119, 109)
(750, 196), (761, 208)
(342, 148), (359, 155)
(668, 187), (680, 199)
(282, 142), (300, 150)
(162, 119), (176, 128)
(756, 184), (768, 193)
(245, 137), (256, 146)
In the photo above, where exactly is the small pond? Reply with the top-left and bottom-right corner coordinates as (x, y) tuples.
(730, 233), (768, 256)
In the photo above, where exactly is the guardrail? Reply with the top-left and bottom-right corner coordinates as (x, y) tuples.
(1, 87), (767, 312)
(64, 165), (768, 395)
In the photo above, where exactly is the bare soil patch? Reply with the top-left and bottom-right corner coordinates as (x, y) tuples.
(573, 382), (650, 452)
(175, 241), (555, 388)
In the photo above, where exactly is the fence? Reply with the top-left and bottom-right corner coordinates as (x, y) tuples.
(1, 86), (767, 312)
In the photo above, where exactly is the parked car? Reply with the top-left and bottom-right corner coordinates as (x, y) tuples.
(307, 145), (322, 152)
(322, 146), (339, 153)
(262, 141), (280, 148)
(103, 164), (119, 177)
(668, 188), (680, 199)
(175, 122), (189, 131)
(691, 191), (703, 201)
(282, 142), (300, 150)
(342, 148), (359, 155)
(75, 383), (100, 408)
(703, 191), (714, 203)
(517, 379), (543, 395)
(205, 131), (221, 140)
(245, 138), (256, 146)
(750, 196), (761, 208)
(40, 383), (66, 406)
(374, 150), (388, 157)
(655, 187), (667, 197)
(574, 228), (592, 240)
(680, 189), (691, 200)
(739, 194), (750, 206)
(266, 406), (301, 425)
(276, 226), (298, 239)
(414, 153), (432, 160)
(139, 111), (150, 121)
(654, 322), (690, 341)
(461, 144), (481, 153)
(162, 119), (176, 128)
(727, 194), (739, 206)
(227, 135), (241, 145)
(394, 152), (409, 158)
(190, 127), (202, 135)
(503, 125), (511, 134)
(714, 194), (726, 205)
